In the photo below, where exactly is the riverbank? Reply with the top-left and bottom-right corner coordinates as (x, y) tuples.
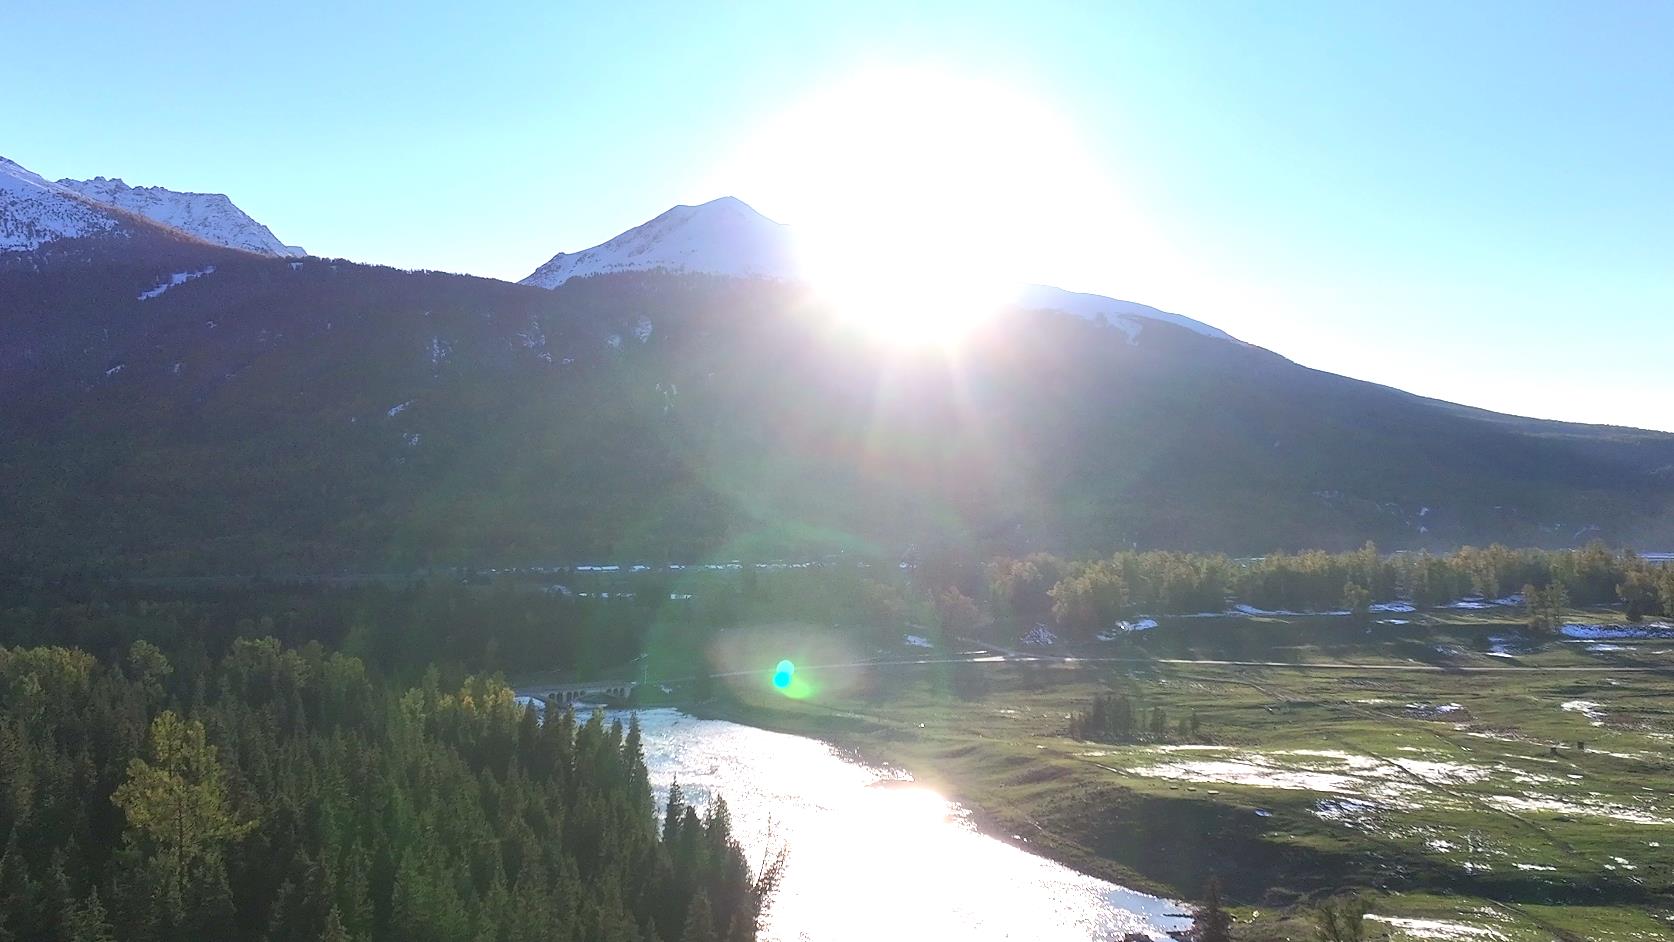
(671, 612), (1674, 941)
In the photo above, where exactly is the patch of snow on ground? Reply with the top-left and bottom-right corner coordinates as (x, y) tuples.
(1443, 595), (1523, 610)
(1482, 794), (1671, 826)
(1405, 702), (1465, 718)
(1314, 797), (1381, 823)
(1371, 601), (1417, 613)
(1098, 618), (1158, 640)
(1128, 749), (1488, 799)
(1514, 863), (1556, 871)
(1366, 915), (1506, 940)
(1561, 700), (1605, 725)
(903, 634), (933, 649)
(1486, 635), (1535, 657)
(1019, 625), (1058, 646)
(1131, 758), (1360, 794)
(387, 400), (413, 417)
(1561, 623), (1674, 640)
(1230, 603), (1350, 617)
(138, 266), (215, 300)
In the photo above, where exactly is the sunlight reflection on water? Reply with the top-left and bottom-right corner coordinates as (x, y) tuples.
(625, 709), (1192, 942)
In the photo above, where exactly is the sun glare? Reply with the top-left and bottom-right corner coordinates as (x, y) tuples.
(713, 66), (1126, 345)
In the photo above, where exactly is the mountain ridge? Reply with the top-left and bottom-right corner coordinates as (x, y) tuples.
(2, 167), (1671, 573)
(0, 156), (303, 258)
(522, 196), (797, 289)
(522, 196), (1237, 345)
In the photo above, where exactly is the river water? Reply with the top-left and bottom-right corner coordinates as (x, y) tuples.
(619, 707), (1192, 942)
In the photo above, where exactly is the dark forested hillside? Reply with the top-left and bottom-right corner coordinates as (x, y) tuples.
(2, 252), (1672, 574)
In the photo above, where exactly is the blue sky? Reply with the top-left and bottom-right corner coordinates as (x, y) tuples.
(9, 1), (1672, 429)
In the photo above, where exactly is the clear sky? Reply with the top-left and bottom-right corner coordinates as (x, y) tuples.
(9, 1), (1672, 430)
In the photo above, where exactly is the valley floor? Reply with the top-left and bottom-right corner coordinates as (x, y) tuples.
(670, 609), (1674, 941)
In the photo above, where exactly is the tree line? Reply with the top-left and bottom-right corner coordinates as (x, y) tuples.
(986, 543), (1674, 638)
(1068, 692), (1202, 744)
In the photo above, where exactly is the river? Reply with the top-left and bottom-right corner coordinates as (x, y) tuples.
(604, 707), (1192, 941)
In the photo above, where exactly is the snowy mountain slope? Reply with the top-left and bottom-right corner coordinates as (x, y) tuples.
(0, 156), (119, 251)
(1015, 284), (1235, 344)
(522, 196), (796, 289)
(56, 175), (303, 257)
(1, 156), (302, 258)
(522, 195), (1238, 344)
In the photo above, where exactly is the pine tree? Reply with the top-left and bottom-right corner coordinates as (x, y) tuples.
(663, 779), (685, 845)
(319, 905), (349, 942)
(1309, 895), (1370, 941)
(1198, 877), (1232, 942)
(678, 891), (716, 942)
(111, 711), (251, 917)
(0, 834), (40, 941)
(62, 890), (116, 942)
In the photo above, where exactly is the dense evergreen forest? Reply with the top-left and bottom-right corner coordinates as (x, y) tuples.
(0, 632), (775, 942)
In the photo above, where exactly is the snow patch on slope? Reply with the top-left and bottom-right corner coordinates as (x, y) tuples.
(57, 176), (303, 257)
(138, 266), (216, 300)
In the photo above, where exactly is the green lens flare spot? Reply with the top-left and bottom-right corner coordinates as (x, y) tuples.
(772, 660), (804, 696)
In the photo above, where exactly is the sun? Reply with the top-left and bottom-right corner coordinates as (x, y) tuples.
(711, 66), (1124, 345)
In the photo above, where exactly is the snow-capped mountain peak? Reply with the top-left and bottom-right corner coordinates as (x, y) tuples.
(520, 196), (797, 289)
(1015, 284), (1235, 344)
(0, 156), (303, 257)
(55, 175), (304, 257)
(0, 156), (119, 251)
(521, 195), (1239, 345)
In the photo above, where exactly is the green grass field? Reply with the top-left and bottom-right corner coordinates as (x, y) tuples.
(689, 608), (1674, 940)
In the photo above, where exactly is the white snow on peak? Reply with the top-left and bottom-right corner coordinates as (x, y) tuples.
(521, 195), (1239, 346)
(520, 196), (797, 289)
(1014, 284), (1237, 344)
(0, 155), (302, 257)
(0, 156), (119, 251)
(56, 175), (304, 257)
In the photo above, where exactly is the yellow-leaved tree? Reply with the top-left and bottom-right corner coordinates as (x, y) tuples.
(112, 710), (251, 916)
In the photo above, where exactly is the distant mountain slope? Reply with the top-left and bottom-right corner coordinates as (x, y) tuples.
(1016, 284), (1236, 344)
(0, 156), (302, 258)
(523, 196), (797, 288)
(522, 197), (1235, 344)
(57, 175), (303, 256)
(0, 157), (118, 251)
(2, 256), (1670, 574)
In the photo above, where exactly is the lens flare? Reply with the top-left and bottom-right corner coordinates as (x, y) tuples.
(772, 660), (795, 689)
